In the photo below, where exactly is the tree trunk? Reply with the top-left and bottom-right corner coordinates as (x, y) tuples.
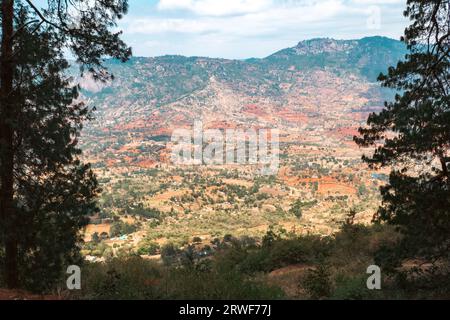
(0, 0), (19, 289)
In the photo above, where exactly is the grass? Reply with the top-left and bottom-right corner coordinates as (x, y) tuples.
(44, 222), (450, 300)
(76, 256), (285, 300)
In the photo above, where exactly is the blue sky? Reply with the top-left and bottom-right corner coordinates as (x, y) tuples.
(119, 0), (409, 59)
(38, 0), (410, 59)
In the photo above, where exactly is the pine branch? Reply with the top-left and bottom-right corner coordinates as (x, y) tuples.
(25, 0), (64, 31)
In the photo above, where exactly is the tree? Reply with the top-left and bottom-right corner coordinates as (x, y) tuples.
(109, 221), (137, 238)
(289, 199), (303, 219)
(357, 184), (367, 197)
(355, 1), (450, 267)
(161, 243), (179, 266)
(1, 12), (100, 292)
(0, 1), (131, 289)
(91, 233), (101, 244)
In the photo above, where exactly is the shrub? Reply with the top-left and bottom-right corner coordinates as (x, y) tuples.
(331, 275), (382, 300)
(301, 264), (333, 299)
(127, 205), (161, 219)
(91, 232), (100, 244)
(161, 268), (284, 300)
(109, 221), (138, 238)
(161, 243), (180, 266)
(137, 242), (160, 256)
(78, 256), (284, 300)
(266, 236), (331, 270)
(192, 236), (202, 244)
(289, 200), (303, 219)
(79, 257), (161, 299)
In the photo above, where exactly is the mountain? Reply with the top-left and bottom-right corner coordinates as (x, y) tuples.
(78, 36), (406, 164)
(77, 36), (408, 242)
(266, 36), (406, 80)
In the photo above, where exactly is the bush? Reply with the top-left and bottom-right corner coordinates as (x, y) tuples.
(193, 236), (202, 243)
(160, 268), (284, 300)
(161, 243), (180, 266)
(301, 264), (333, 299)
(331, 275), (382, 300)
(78, 256), (284, 300)
(91, 232), (100, 244)
(90, 242), (110, 257)
(127, 204), (161, 219)
(137, 242), (160, 256)
(79, 257), (161, 299)
(109, 221), (138, 238)
(289, 199), (303, 219)
(266, 236), (330, 270)
(329, 223), (400, 275)
(236, 249), (270, 274)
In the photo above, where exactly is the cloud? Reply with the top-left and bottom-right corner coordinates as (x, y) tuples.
(126, 1), (366, 36)
(156, 0), (404, 17)
(120, 0), (408, 58)
(126, 18), (216, 34)
(157, 0), (273, 16)
(351, 0), (403, 4)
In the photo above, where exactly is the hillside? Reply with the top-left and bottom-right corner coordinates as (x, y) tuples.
(79, 36), (405, 148)
(77, 36), (406, 257)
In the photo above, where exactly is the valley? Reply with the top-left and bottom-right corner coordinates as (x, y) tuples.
(78, 37), (404, 261)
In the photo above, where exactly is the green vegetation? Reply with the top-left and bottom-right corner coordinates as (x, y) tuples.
(126, 204), (161, 220)
(289, 199), (317, 219)
(77, 256), (284, 300)
(1, 0), (448, 301)
(0, 0), (130, 290)
(64, 220), (448, 300)
(355, 0), (450, 280)
(110, 221), (139, 238)
(137, 242), (160, 256)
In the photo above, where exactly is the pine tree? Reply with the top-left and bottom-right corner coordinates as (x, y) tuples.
(355, 1), (450, 268)
(0, 1), (131, 289)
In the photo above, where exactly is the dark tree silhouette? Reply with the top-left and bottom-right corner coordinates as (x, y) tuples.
(355, 1), (450, 268)
(0, 0), (131, 289)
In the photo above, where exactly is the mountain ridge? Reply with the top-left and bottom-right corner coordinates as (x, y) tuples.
(111, 36), (402, 61)
(79, 36), (406, 163)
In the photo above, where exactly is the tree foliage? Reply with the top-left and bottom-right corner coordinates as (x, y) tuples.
(355, 0), (450, 266)
(0, 1), (130, 289)
(289, 199), (303, 219)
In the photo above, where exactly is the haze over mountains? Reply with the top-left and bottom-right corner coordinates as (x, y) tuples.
(79, 36), (406, 163)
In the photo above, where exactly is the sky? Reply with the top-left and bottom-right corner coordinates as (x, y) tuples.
(38, 0), (410, 59)
(118, 0), (409, 59)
